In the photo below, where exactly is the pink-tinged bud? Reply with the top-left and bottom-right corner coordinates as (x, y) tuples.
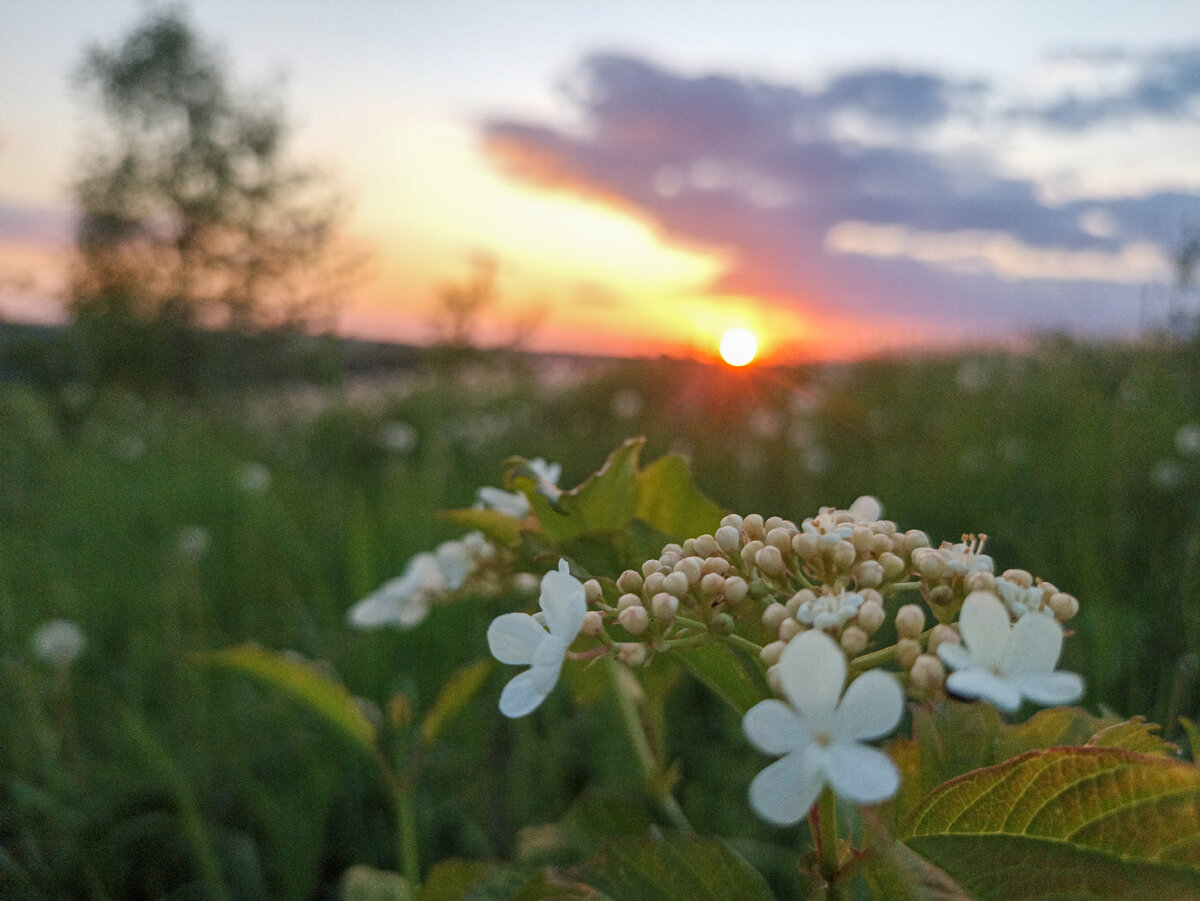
(788, 588), (816, 614)
(617, 593), (642, 612)
(642, 559), (664, 578)
(617, 569), (644, 594)
(853, 559), (884, 589)
(642, 571), (666, 598)
(830, 540), (856, 570)
(1002, 568), (1034, 589)
(755, 545), (786, 578)
(740, 540), (764, 568)
(840, 625), (869, 656)
(869, 533), (893, 556)
(674, 556), (704, 585)
(619, 605), (649, 635)
(792, 532), (819, 560)
(765, 527), (793, 553)
(663, 570), (690, 598)
(720, 513), (744, 532)
(702, 556), (731, 575)
(618, 643), (647, 667)
(581, 610), (605, 637)
(723, 576), (749, 604)
(1049, 592), (1079, 622)
(700, 572), (726, 596)
(692, 534), (720, 558)
(584, 579), (602, 605)
(651, 591), (679, 621)
(742, 513), (765, 540)
(856, 598), (885, 634)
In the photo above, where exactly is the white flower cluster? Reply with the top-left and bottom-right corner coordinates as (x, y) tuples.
(475, 493), (1086, 828)
(475, 457), (561, 519)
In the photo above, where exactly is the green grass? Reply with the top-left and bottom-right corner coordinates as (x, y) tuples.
(1, 336), (1197, 898)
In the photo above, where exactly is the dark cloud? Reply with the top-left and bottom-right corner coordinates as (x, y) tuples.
(1031, 47), (1200, 129)
(481, 51), (1200, 348)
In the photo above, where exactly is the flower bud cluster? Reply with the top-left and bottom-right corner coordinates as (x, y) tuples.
(792, 507), (929, 591)
(994, 569), (1079, 623)
(912, 534), (995, 622)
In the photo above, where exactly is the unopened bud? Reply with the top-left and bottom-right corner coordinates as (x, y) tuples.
(619, 605), (650, 635)
(850, 525), (874, 553)
(766, 663), (783, 695)
(581, 610), (605, 637)
(766, 527), (793, 553)
(693, 533), (720, 558)
(742, 513), (765, 540)
(723, 576), (749, 604)
(915, 550), (948, 580)
(651, 591), (679, 621)
(709, 612), (735, 634)
(927, 623), (959, 655)
(964, 571), (996, 594)
(756, 545), (786, 578)
(903, 530), (931, 554)
(584, 579), (603, 604)
(909, 654), (946, 694)
(720, 513), (744, 532)
(700, 571), (726, 596)
(702, 556), (731, 575)
(741, 539), (764, 568)
(618, 643), (647, 667)
(642, 571), (666, 598)
(663, 570), (690, 598)
(878, 553), (906, 582)
(840, 625), (869, 656)
(856, 598), (885, 634)
(788, 588), (816, 614)
(1049, 592), (1079, 622)
(617, 569), (644, 594)
(830, 540), (856, 570)
(853, 559), (884, 589)
(792, 532), (819, 560)
(1002, 568), (1034, 589)
(869, 533), (893, 556)
(895, 604), (925, 639)
(715, 524), (741, 553)
(760, 639), (786, 667)
(617, 593), (642, 612)
(674, 556), (704, 585)
(762, 602), (790, 631)
(778, 617), (803, 641)
(642, 559), (664, 578)
(896, 637), (922, 671)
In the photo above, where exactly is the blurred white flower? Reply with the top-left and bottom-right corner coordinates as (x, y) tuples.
(176, 526), (210, 560)
(435, 532), (491, 591)
(795, 588), (864, 630)
(743, 629), (902, 825)
(238, 462), (272, 495)
(32, 619), (86, 666)
(348, 552), (446, 629)
(475, 457), (561, 518)
(846, 495), (883, 523)
(379, 420), (418, 454)
(939, 591), (1083, 712)
(1175, 423), (1200, 458)
(1151, 459), (1186, 491)
(609, 388), (643, 421)
(487, 559), (586, 718)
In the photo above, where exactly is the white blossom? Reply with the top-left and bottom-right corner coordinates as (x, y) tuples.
(32, 619), (86, 666)
(938, 591), (1084, 713)
(795, 589), (863, 630)
(348, 552), (446, 629)
(743, 629), (903, 826)
(487, 559), (586, 718)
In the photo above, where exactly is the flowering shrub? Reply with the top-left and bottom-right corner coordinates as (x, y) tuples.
(212, 438), (1200, 899)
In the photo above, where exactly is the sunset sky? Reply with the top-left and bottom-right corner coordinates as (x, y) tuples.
(2, 1), (1198, 362)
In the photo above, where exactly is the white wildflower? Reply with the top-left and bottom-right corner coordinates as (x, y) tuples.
(348, 552), (446, 629)
(938, 591), (1084, 713)
(487, 559), (586, 718)
(795, 589), (864, 630)
(32, 619), (86, 666)
(743, 630), (903, 826)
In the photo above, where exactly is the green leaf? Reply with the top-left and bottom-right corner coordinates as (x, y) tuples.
(570, 829), (775, 901)
(1181, 717), (1200, 762)
(858, 812), (978, 901)
(901, 746), (1200, 900)
(634, 453), (725, 541)
(670, 641), (765, 716)
(439, 507), (522, 547)
(515, 790), (657, 865)
(519, 439), (643, 543)
(1086, 716), (1179, 757)
(420, 658), (493, 747)
(195, 644), (376, 755)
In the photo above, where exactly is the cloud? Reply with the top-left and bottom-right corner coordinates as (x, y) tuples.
(480, 51), (1200, 352)
(1026, 47), (1200, 129)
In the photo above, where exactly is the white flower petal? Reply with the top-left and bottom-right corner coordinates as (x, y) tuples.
(436, 540), (473, 591)
(743, 698), (811, 755)
(487, 613), (547, 665)
(529, 635), (568, 690)
(1011, 671), (1084, 708)
(937, 642), (973, 671)
(946, 667), (1022, 712)
(1002, 612), (1064, 676)
(539, 560), (587, 640)
(958, 592), (1011, 669)
(824, 742), (900, 804)
(833, 671), (903, 742)
(498, 668), (551, 718)
(748, 746), (826, 826)
(779, 630), (845, 726)
(348, 593), (400, 628)
(848, 495), (882, 522)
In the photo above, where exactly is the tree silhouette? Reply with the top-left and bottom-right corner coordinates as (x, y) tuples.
(69, 6), (348, 388)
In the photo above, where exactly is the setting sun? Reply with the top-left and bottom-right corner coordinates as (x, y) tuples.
(720, 328), (758, 366)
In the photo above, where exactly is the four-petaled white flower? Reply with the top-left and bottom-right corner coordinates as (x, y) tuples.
(938, 591), (1084, 712)
(743, 629), (903, 826)
(487, 559), (586, 718)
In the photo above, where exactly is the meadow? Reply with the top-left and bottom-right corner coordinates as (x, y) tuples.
(1, 335), (1198, 899)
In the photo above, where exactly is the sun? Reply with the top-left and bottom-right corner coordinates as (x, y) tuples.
(719, 328), (759, 366)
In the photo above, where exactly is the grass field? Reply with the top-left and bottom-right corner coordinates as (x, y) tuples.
(1, 335), (1198, 899)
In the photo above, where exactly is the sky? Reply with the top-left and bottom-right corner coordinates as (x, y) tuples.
(1, 1), (1198, 362)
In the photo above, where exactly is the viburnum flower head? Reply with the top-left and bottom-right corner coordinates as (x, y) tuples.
(743, 629), (903, 826)
(938, 591), (1084, 712)
(488, 559), (586, 718)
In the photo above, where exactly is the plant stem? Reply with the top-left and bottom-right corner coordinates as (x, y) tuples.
(604, 657), (693, 832)
(814, 788), (843, 900)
